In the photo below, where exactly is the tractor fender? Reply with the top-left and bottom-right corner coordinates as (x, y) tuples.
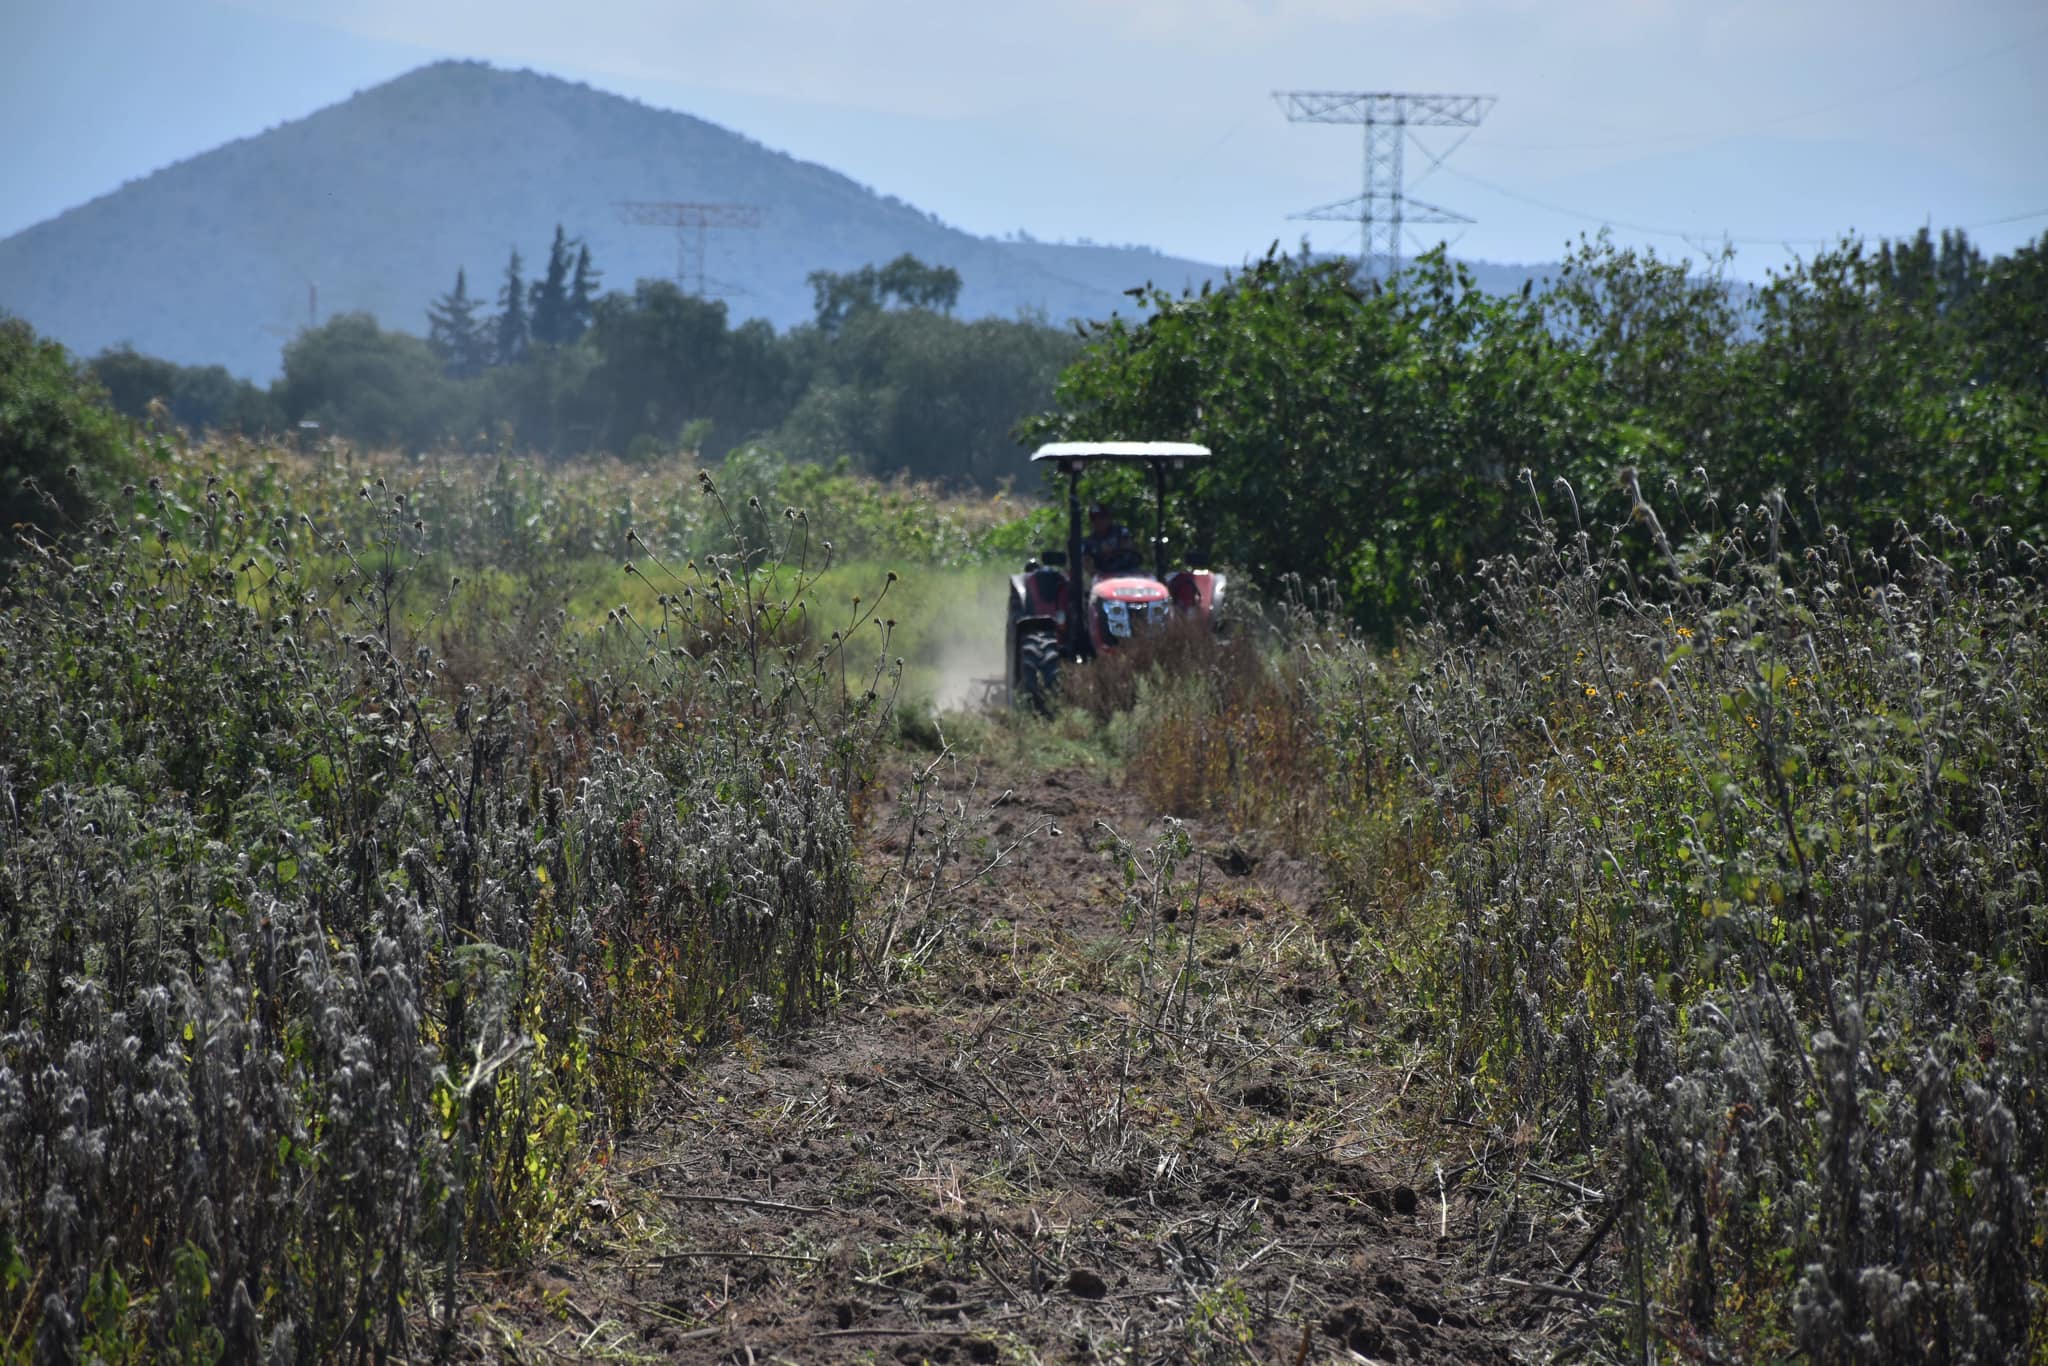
(1011, 572), (1071, 620)
(1010, 613), (1061, 640)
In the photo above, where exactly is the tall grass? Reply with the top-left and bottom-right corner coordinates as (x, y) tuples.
(1054, 618), (1317, 842)
(1060, 473), (2046, 1358)
(1302, 475), (2047, 1359)
(0, 448), (902, 1357)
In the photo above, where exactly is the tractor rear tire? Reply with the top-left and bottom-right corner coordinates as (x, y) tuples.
(1016, 631), (1061, 713)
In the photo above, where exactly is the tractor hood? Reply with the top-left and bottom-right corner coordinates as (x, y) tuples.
(1092, 577), (1170, 604)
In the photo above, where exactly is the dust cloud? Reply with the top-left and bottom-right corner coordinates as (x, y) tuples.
(910, 574), (1011, 712)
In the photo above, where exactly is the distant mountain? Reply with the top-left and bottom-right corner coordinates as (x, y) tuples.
(0, 61), (1548, 380)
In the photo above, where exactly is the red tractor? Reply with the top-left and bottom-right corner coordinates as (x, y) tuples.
(1006, 442), (1225, 708)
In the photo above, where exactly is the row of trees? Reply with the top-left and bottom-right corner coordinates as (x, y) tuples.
(426, 225), (601, 376)
(58, 223), (2048, 588)
(1025, 227), (2048, 631)
(86, 247), (1072, 488)
(807, 254), (962, 332)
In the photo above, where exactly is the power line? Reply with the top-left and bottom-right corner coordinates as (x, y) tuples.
(1485, 17), (2048, 155)
(1438, 167), (1830, 245)
(1966, 206), (2048, 230)
(1165, 110), (1260, 176)
(1436, 164), (2048, 249)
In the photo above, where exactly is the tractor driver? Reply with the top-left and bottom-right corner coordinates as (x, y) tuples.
(1084, 502), (1142, 576)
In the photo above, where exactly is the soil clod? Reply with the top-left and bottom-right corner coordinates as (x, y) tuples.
(1065, 1266), (1109, 1300)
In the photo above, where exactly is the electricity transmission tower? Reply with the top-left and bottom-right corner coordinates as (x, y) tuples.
(617, 202), (764, 298)
(1274, 91), (1495, 280)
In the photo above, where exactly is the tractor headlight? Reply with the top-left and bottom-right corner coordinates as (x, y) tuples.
(1099, 598), (1169, 640)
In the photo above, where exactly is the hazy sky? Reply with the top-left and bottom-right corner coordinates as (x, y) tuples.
(4, 0), (2044, 277)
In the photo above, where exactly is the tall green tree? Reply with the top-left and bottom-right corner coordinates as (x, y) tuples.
(494, 248), (530, 366)
(91, 346), (279, 433)
(1970, 230), (2048, 397)
(1023, 246), (1603, 627)
(568, 243), (601, 343)
(807, 264), (881, 334)
(1784, 240), (2036, 522)
(277, 313), (457, 450)
(806, 254), (963, 333)
(776, 308), (1075, 486)
(583, 280), (790, 455)
(88, 346), (180, 423)
(529, 226), (575, 349)
(426, 268), (487, 377)
(1, 316), (129, 554)
(1875, 226), (1985, 318)
(877, 253), (961, 313)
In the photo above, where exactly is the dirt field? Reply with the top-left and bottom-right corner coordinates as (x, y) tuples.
(469, 749), (1570, 1363)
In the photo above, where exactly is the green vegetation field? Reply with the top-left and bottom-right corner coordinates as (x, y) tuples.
(2, 227), (2045, 1361)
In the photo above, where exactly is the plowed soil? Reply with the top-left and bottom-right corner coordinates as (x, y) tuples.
(468, 751), (1567, 1363)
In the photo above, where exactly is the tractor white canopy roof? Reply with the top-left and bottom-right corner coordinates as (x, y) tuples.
(1030, 442), (1210, 463)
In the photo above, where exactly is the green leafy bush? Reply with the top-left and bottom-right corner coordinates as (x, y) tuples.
(0, 316), (130, 554)
(90, 346), (282, 436)
(1025, 234), (2048, 635)
(276, 313), (462, 450)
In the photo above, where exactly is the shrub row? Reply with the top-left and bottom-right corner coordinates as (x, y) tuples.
(1307, 480), (2046, 1359)
(1093, 479), (2046, 1358)
(0, 467), (885, 1358)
